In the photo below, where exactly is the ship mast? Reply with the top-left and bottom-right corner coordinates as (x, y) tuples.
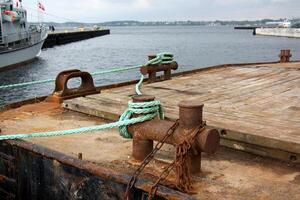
(37, 0), (44, 25)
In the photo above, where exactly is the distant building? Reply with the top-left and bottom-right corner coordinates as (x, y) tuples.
(265, 19), (291, 28)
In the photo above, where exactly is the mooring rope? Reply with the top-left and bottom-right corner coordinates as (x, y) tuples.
(118, 100), (164, 138)
(0, 52), (174, 90)
(0, 65), (141, 90)
(0, 53), (173, 141)
(0, 104), (159, 140)
(0, 80), (162, 140)
(0, 78), (55, 90)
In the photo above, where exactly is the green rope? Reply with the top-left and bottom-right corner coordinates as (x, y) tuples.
(0, 111), (158, 140)
(118, 100), (164, 138)
(0, 52), (174, 90)
(0, 71), (164, 140)
(146, 52), (174, 65)
(135, 75), (144, 96)
(0, 52), (175, 140)
(135, 52), (174, 96)
(0, 65), (142, 90)
(0, 78), (55, 90)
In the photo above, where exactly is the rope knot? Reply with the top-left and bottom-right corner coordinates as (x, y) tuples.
(118, 100), (164, 139)
(146, 52), (174, 66)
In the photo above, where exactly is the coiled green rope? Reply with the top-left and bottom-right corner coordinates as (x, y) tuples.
(146, 52), (174, 65)
(118, 100), (164, 138)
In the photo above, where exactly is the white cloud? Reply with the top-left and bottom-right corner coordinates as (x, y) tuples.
(134, 0), (151, 9)
(23, 0), (300, 22)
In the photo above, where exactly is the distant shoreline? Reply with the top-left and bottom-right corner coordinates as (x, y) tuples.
(29, 18), (300, 27)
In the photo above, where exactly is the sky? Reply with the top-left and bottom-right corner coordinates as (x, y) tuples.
(21, 0), (300, 23)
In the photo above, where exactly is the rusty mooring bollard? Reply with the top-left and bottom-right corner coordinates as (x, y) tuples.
(47, 69), (100, 103)
(279, 49), (292, 63)
(128, 95), (220, 174)
(140, 55), (178, 83)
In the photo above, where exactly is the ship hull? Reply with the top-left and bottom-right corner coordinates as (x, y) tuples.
(0, 39), (45, 72)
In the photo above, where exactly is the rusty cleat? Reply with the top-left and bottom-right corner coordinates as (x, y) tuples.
(47, 69), (100, 103)
(140, 55), (178, 83)
(279, 49), (292, 63)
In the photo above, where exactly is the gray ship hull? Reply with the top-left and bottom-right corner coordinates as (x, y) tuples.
(0, 39), (45, 71)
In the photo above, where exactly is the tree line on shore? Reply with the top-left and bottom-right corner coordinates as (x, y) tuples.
(30, 18), (300, 27)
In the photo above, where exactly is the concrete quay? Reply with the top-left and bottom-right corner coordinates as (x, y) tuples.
(255, 28), (300, 38)
(42, 29), (110, 48)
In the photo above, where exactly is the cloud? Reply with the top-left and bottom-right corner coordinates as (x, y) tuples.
(134, 0), (151, 9)
(23, 0), (300, 22)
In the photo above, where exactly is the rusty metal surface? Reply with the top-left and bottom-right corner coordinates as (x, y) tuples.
(279, 49), (292, 63)
(0, 139), (195, 200)
(47, 69), (100, 103)
(126, 96), (220, 196)
(128, 98), (220, 162)
(132, 95), (156, 103)
(125, 120), (180, 199)
(140, 55), (179, 83)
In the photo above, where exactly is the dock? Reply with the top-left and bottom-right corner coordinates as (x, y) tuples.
(0, 60), (300, 199)
(234, 26), (258, 30)
(42, 29), (110, 48)
(255, 28), (300, 38)
(63, 61), (300, 163)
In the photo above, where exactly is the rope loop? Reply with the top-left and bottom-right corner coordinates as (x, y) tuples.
(146, 52), (174, 66)
(120, 52), (174, 138)
(118, 100), (164, 139)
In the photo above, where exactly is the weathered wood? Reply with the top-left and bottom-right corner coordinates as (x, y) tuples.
(64, 62), (300, 163)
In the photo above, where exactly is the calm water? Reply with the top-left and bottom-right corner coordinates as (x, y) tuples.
(1, 26), (300, 106)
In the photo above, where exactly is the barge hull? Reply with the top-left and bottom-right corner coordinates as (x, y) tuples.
(0, 103), (299, 199)
(1, 61), (300, 199)
(0, 139), (191, 200)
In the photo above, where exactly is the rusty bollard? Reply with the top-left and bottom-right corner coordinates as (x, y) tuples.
(140, 55), (178, 83)
(131, 95), (156, 161)
(279, 49), (292, 63)
(128, 95), (220, 174)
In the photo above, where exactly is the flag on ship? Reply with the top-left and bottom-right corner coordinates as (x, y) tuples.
(38, 2), (45, 11)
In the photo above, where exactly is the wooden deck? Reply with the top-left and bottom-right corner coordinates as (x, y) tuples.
(64, 62), (300, 163)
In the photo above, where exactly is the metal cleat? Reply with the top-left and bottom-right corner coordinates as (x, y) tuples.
(279, 49), (292, 63)
(140, 55), (178, 83)
(47, 69), (100, 103)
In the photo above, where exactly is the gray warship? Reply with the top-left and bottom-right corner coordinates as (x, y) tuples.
(0, 0), (47, 71)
